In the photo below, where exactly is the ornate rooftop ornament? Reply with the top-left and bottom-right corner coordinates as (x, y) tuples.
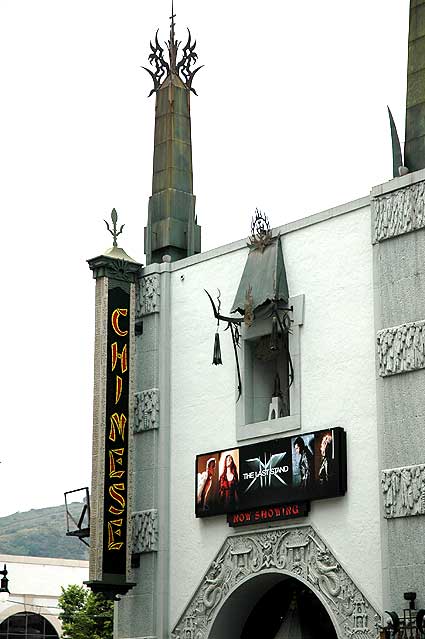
(104, 208), (124, 248)
(143, 1), (203, 97)
(247, 209), (273, 252)
(144, 31), (169, 97)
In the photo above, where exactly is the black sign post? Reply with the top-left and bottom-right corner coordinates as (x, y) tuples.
(86, 249), (140, 598)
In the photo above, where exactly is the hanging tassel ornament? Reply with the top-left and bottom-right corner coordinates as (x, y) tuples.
(270, 314), (279, 351)
(212, 326), (223, 365)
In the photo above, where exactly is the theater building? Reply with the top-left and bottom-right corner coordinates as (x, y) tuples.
(85, 3), (425, 638)
(0, 554), (89, 639)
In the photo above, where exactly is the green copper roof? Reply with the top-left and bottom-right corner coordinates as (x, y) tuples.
(231, 235), (289, 317)
(405, 0), (425, 171)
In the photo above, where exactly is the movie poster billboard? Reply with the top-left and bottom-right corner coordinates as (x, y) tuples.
(195, 428), (346, 518)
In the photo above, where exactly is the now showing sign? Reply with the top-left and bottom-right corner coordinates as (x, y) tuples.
(227, 501), (310, 527)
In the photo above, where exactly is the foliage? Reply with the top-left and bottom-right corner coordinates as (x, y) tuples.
(58, 584), (113, 639)
(0, 503), (88, 560)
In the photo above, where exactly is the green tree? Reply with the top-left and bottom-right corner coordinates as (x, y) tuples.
(58, 584), (113, 639)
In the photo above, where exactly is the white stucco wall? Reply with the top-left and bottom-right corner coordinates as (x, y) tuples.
(167, 198), (381, 625)
(0, 554), (89, 633)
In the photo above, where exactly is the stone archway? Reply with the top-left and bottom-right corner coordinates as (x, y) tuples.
(171, 525), (381, 639)
(209, 573), (339, 639)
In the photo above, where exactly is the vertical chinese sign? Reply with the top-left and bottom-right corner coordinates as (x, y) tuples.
(103, 286), (130, 577)
(86, 252), (140, 597)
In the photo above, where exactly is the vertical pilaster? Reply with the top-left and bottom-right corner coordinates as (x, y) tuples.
(117, 262), (172, 639)
(89, 276), (109, 582)
(372, 170), (425, 613)
(86, 250), (141, 598)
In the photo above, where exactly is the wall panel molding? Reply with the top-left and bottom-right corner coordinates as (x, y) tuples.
(377, 320), (425, 376)
(382, 464), (425, 519)
(136, 274), (161, 318)
(372, 180), (425, 243)
(134, 389), (160, 433)
(132, 509), (159, 554)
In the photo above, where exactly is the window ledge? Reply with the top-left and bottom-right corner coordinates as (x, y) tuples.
(236, 413), (301, 442)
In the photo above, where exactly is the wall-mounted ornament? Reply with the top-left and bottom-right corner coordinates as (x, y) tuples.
(247, 208), (273, 252)
(205, 289), (242, 396)
(205, 212), (293, 402)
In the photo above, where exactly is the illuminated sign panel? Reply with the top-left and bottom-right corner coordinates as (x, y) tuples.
(195, 428), (346, 518)
(103, 284), (130, 576)
(227, 502), (310, 527)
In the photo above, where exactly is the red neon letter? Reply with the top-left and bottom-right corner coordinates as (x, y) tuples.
(111, 309), (128, 337)
(109, 413), (126, 442)
(109, 483), (126, 515)
(111, 343), (128, 373)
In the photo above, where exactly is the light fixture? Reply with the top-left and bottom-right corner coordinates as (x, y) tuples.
(0, 564), (9, 603)
(383, 592), (425, 638)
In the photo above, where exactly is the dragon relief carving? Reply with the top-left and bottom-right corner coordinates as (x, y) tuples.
(373, 180), (425, 242)
(132, 509), (158, 554)
(377, 320), (425, 376)
(134, 389), (160, 433)
(171, 526), (380, 639)
(136, 274), (161, 318)
(382, 464), (425, 518)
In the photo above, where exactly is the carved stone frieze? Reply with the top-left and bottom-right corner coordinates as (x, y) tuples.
(372, 180), (425, 243)
(377, 320), (425, 376)
(137, 274), (161, 318)
(382, 464), (425, 518)
(134, 389), (160, 433)
(171, 525), (381, 639)
(132, 509), (159, 554)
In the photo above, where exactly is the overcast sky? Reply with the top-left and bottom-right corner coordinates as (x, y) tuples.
(0, 1), (409, 518)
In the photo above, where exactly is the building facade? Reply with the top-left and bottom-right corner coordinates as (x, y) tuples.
(86, 2), (425, 638)
(0, 554), (89, 638)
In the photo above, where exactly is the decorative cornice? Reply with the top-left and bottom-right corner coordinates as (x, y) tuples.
(372, 180), (425, 243)
(134, 389), (160, 433)
(132, 510), (159, 554)
(382, 464), (425, 519)
(172, 525), (380, 639)
(88, 254), (142, 283)
(377, 320), (425, 376)
(136, 274), (161, 318)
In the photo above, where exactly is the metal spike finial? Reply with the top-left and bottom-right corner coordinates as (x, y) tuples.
(168, 0), (179, 72)
(143, 4), (203, 96)
(104, 208), (125, 248)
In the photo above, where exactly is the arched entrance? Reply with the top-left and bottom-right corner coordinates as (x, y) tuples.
(171, 525), (381, 639)
(0, 612), (59, 638)
(210, 573), (338, 639)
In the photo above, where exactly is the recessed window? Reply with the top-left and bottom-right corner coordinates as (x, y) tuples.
(236, 294), (304, 441)
(0, 613), (59, 639)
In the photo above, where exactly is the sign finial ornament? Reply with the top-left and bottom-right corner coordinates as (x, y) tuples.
(104, 208), (124, 248)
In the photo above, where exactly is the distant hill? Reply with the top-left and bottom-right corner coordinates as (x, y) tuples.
(0, 503), (89, 560)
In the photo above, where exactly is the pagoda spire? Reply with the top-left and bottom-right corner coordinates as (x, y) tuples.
(143, 5), (202, 264)
(404, 0), (425, 172)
